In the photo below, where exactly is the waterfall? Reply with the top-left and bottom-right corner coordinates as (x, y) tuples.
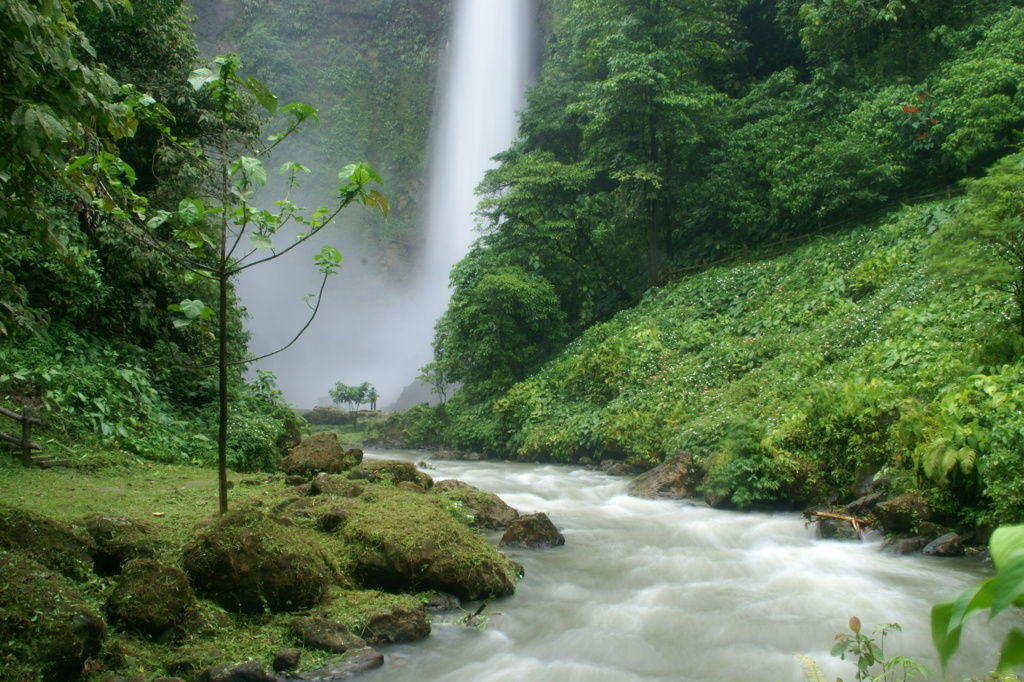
(392, 0), (538, 407)
(236, 0), (538, 408)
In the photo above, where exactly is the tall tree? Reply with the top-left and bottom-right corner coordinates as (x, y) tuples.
(166, 55), (387, 513)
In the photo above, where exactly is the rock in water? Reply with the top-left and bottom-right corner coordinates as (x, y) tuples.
(341, 487), (518, 600)
(923, 532), (965, 556)
(290, 616), (367, 653)
(499, 512), (565, 548)
(294, 648), (385, 680)
(626, 452), (703, 499)
(361, 603), (431, 643)
(433, 479), (520, 530)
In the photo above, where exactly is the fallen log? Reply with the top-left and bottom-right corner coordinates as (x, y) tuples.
(803, 510), (871, 538)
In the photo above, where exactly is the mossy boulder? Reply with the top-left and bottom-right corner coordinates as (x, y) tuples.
(346, 459), (434, 489)
(310, 472), (366, 498)
(280, 433), (362, 476)
(873, 493), (933, 532)
(0, 550), (107, 679)
(433, 479), (519, 530)
(360, 603), (431, 643)
(106, 559), (195, 640)
(627, 452), (703, 499)
(74, 513), (170, 576)
(339, 487), (518, 600)
(182, 507), (333, 613)
(0, 504), (95, 581)
(499, 513), (565, 548)
(290, 616), (366, 654)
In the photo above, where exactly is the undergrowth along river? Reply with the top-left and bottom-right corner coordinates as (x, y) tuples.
(363, 450), (1003, 682)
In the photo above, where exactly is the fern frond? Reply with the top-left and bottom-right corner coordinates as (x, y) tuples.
(796, 653), (828, 682)
(958, 446), (978, 475)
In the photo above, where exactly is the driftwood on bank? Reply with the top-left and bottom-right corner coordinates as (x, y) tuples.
(803, 510), (871, 538)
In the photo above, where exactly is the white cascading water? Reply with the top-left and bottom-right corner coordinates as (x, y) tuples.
(396, 0), (537, 393)
(360, 451), (1004, 682)
(237, 0), (535, 408)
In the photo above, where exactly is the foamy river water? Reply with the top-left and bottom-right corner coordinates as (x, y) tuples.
(359, 450), (1003, 681)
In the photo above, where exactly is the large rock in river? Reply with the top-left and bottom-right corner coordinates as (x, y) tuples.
(627, 451), (703, 499)
(346, 459), (433, 489)
(280, 432), (362, 476)
(183, 507), (332, 613)
(0, 550), (107, 679)
(339, 487), (518, 600)
(873, 493), (932, 532)
(499, 512), (565, 548)
(432, 479), (519, 530)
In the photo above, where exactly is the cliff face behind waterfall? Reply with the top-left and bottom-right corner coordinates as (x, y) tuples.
(187, 0), (451, 279)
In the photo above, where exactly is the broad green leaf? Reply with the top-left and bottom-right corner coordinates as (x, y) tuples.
(177, 198), (203, 226)
(281, 101), (319, 124)
(948, 576), (995, 630)
(146, 210), (170, 229)
(171, 299), (212, 320)
(121, 160), (136, 186)
(997, 628), (1024, 672)
(66, 153), (92, 172)
(279, 161), (311, 176)
(244, 75), (278, 116)
(991, 551), (1024, 617)
(238, 156), (266, 187)
(931, 600), (963, 670)
(991, 525), (1024, 570)
(187, 67), (217, 91)
(314, 245), (342, 274)
(366, 189), (390, 218)
(250, 233), (273, 252)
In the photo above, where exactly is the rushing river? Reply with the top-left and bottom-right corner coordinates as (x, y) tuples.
(359, 450), (1002, 681)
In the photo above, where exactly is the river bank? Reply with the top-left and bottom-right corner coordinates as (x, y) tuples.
(0, 448), (1008, 681)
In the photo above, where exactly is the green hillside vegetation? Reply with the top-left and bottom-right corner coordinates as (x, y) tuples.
(382, 0), (1024, 530)
(382, 163), (1024, 528)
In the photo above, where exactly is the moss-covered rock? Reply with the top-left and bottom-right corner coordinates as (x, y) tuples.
(627, 452), (703, 499)
(0, 550), (107, 680)
(74, 513), (171, 576)
(310, 472), (366, 498)
(873, 493), (933, 531)
(346, 459), (434, 489)
(280, 433), (362, 476)
(290, 616), (366, 653)
(182, 507), (333, 613)
(433, 479), (519, 530)
(360, 603), (430, 643)
(106, 559), (195, 640)
(339, 487), (517, 600)
(499, 512), (565, 548)
(0, 504), (95, 581)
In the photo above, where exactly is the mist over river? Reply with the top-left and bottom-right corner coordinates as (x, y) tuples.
(359, 450), (1001, 682)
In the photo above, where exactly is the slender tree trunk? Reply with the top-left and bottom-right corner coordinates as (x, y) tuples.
(218, 266), (229, 515)
(218, 122), (230, 516)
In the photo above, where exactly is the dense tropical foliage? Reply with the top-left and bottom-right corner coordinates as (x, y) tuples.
(383, 0), (1024, 531)
(0, 0), (384, 498)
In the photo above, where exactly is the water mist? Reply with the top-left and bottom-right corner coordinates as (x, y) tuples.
(238, 0), (538, 409)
